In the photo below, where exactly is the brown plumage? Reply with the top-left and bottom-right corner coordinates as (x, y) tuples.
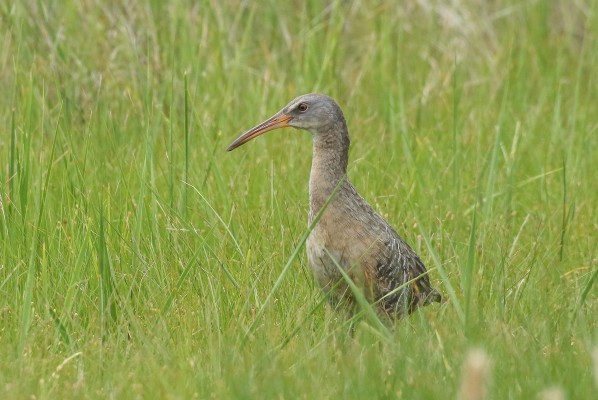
(227, 93), (441, 319)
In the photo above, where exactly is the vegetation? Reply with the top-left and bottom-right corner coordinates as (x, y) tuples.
(1, 1), (597, 398)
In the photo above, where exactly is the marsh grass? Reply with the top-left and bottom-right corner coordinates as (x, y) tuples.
(1, 0), (597, 398)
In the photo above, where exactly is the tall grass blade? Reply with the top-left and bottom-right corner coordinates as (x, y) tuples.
(185, 181), (243, 257)
(242, 177), (344, 345)
(18, 100), (61, 353)
(559, 160), (575, 262)
(96, 207), (117, 339)
(464, 204), (477, 327)
(324, 247), (391, 339)
(184, 73), (190, 216)
(414, 211), (465, 325)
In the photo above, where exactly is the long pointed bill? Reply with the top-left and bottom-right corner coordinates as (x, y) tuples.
(226, 112), (293, 151)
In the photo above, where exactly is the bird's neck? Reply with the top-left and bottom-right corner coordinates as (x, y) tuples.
(308, 121), (350, 222)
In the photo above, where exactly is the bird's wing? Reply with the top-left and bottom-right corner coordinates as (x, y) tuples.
(374, 227), (441, 316)
(340, 181), (441, 316)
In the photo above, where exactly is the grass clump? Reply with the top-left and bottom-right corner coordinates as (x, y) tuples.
(1, 1), (597, 398)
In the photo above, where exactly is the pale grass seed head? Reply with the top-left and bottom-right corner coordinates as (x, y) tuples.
(458, 348), (491, 400)
(537, 386), (565, 400)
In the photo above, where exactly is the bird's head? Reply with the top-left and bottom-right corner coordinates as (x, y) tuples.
(226, 93), (345, 151)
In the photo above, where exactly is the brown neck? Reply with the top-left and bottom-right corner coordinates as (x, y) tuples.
(308, 120), (350, 222)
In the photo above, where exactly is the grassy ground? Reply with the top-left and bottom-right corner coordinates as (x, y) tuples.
(1, 0), (597, 398)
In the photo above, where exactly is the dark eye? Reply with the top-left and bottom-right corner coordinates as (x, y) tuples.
(297, 103), (308, 112)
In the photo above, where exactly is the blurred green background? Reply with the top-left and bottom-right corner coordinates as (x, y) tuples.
(1, 1), (597, 398)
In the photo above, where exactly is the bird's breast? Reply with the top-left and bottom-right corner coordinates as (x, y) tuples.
(305, 207), (382, 300)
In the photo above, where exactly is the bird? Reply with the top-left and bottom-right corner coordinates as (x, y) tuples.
(227, 93), (441, 319)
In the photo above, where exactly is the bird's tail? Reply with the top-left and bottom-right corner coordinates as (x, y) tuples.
(410, 278), (442, 312)
(422, 287), (442, 305)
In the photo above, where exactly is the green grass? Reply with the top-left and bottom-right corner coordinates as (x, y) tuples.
(1, 0), (598, 398)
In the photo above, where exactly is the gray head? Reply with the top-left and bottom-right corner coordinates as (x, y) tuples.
(226, 93), (347, 151)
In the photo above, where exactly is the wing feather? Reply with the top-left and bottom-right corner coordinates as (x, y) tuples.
(374, 226), (441, 317)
